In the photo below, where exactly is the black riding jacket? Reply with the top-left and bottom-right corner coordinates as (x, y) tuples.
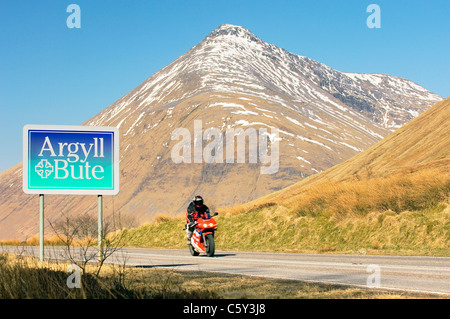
(186, 201), (211, 224)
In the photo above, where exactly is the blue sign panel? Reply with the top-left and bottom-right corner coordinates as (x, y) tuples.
(23, 125), (119, 195)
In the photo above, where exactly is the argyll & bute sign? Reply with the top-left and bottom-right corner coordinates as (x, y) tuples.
(23, 125), (119, 195)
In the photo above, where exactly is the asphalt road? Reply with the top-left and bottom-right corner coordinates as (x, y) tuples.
(2, 246), (450, 296)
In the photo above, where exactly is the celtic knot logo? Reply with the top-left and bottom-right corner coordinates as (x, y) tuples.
(35, 159), (54, 178)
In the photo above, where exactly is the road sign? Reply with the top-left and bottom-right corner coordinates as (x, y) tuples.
(23, 125), (119, 195)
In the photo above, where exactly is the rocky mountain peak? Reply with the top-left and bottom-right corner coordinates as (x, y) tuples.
(206, 24), (258, 39)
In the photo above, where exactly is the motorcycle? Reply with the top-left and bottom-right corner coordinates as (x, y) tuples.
(187, 212), (218, 257)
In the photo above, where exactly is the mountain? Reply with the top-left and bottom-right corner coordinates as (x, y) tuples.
(0, 24), (442, 240)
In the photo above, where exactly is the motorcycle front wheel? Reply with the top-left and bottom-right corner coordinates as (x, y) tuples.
(205, 234), (215, 257)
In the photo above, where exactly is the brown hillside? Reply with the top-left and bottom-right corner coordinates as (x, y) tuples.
(237, 97), (449, 209)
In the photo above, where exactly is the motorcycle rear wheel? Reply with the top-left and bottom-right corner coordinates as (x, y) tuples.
(189, 244), (199, 256)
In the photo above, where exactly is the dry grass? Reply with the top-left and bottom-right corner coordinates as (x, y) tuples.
(0, 252), (132, 299)
(224, 167), (449, 220)
(283, 168), (448, 218)
(0, 252), (218, 299)
(0, 234), (67, 246)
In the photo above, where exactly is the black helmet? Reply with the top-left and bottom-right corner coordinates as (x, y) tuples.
(193, 195), (203, 207)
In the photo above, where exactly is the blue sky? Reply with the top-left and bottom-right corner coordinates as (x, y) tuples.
(0, 0), (449, 172)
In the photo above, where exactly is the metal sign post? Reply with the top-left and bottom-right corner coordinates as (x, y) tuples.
(23, 125), (119, 264)
(39, 194), (44, 262)
(98, 194), (103, 264)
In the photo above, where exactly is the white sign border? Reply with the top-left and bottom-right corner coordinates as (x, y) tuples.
(23, 124), (119, 195)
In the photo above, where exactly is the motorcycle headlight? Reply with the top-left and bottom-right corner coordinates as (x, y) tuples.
(209, 223), (214, 227)
(203, 223), (208, 228)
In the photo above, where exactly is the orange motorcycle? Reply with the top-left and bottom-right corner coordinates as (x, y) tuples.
(188, 212), (218, 257)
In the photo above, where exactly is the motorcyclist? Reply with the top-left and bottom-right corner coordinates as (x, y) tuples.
(186, 195), (211, 245)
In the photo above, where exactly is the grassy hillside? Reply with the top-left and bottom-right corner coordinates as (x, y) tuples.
(115, 166), (449, 256)
(113, 180), (450, 256)
(114, 98), (449, 256)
